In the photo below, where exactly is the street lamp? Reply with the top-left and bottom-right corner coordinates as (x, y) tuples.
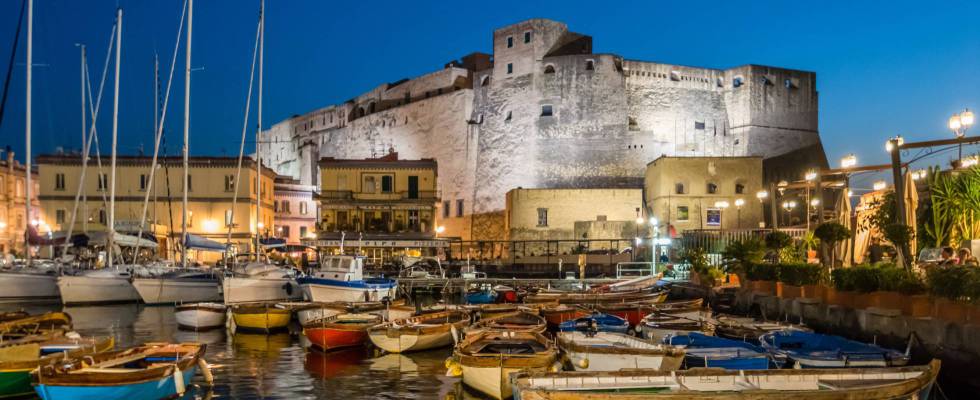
(950, 109), (975, 160)
(804, 170), (818, 181)
(714, 201), (729, 230)
(885, 136), (904, 152)
(782, 200), (796, 226)
(873, 180), (887, 191)
(840, 154), (857, 169)
(734, 198), (745, 229)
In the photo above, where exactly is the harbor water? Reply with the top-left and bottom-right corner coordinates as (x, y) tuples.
(0, 302), (485, 400)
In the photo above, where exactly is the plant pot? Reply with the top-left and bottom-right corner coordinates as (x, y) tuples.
(802, 284), (825, 301)
(867, 291), (902, 310)
(806, 250), (818, 263)
(934, 298), (970, 322)
(751, 280), (776, 296)
(904, 295), (933, 318)
(825, 288), (855, 308)
(853, 292), (874, 309)
(969, 303), (980, 323)
(777, 283), (803, 300)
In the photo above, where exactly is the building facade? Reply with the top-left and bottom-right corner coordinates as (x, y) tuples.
(36, 155), (276, 262)
(644, 156), (764, 234)
(273, 177), (317, 245)
(312, 152), (443, 265)
(0, 150), (40, 257)
(259, 18), (825, 241)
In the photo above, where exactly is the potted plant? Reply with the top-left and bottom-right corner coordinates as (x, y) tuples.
(926, 265), (972, 321)
(776, 263), (817, 300)
(765, 231), (792, 263)
(814, 222), (851, 269)
(746, 263), (778, 295)
(828, 267), (859, 308)
(873, 263), (924, 311)
(800, 231), (820, 263)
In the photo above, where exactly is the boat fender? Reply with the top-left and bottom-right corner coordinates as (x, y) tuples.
(450, 325), (460, 346)
(445, 362), (462, 377)
(576, 357), (589, 369)
(173, 366), (186, 395)
(549, 362), (562, 373)
(198, 358), (214, 384)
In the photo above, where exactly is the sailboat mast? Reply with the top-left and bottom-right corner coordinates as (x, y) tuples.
(79, 44), (87, 233)
(107, 7), (122, 268)
(181, 0), (193, 268)
(255, 0), (264, 260)
(24, 0), (32, 267)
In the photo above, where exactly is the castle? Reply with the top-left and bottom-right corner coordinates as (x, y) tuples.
(258, 19), (825, 239)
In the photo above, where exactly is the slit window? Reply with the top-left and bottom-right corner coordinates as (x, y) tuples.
(585, 60), (594, 71)
(456, 199), (464, 217)
(139, 174), (148, 191)
(507, 36), (513, 48)
(541, 105), (553, 117)
(537, 208), (548, 227)
(443, 201), (451, 218)
(507, 63), (513, 74)
(524, 31), (531, 43)
(694, 121), (705, 130)
(55, 173), (65, 191)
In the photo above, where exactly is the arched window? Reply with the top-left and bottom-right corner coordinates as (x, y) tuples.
(481, 76), (490, 87)
(543, 65), (555, 74)
(735, 183), (745, 194)
(585, 60), (594, 71)
(675, 183), (685, 195)
(706, 182), (718, 194)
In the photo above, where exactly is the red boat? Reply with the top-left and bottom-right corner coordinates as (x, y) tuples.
(540, 305), (588, 329)
(303, 313), (382, 351)
(597, 298), (705, 326)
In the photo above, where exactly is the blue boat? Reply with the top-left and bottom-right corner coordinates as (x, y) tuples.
(465, 289), (496, 304)
(558, 312), (630, 334)
(31, 343), (209, 400)
(665, 332), (770, 370)
(759, 330), (910, 368)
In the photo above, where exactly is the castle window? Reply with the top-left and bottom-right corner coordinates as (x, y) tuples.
(507, 36), (513, 48)
(507, 63), (513, 74)
(670, 71), (680, 81)
(543, 65), (555, 74)
(716, 77), (724, 87)
(785, 78), (798, 89)
(585, 60), (594, 71)
(735, 183), (745, 194)
(537, 208), (548, 227)
(524, 31), (531, 43)
(443, 201), (450, 218)
(628, 117), (638, 131)
(540, 105), (553, 117)
(706, 182), (718, 194)
(505, 111), (512, 122)
(481, 76), (490, 86)
(456, 199), (464, 217)
(760, 76), (773, 86)
(733, 76), (744, 88)
(675, 183), (685, 195)
(694, 121), (705, 130)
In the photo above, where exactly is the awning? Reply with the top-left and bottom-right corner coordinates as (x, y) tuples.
(88, 232), (159, 249)
(184, 234), (227, 252)
(260, 238), (287, 249)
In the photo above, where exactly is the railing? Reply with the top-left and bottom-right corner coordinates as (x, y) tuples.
(321, 190), (440, 201)
(679, 228), (808, 265)
(320, 190), (353, 200)
(615, 262), (656, 278)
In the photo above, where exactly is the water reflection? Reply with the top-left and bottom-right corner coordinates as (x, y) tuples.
(305, 347), (368, 379)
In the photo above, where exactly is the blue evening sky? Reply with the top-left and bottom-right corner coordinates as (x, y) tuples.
(0, 0), (978, 188)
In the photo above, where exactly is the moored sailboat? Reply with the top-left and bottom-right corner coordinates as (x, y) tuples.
(132, 269), (221, 305)
(222, 261), (302, 304)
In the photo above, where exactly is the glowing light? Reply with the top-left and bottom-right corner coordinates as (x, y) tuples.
(847, 190), (854, 197)
(734, 198), (745, 207)
(257, 222), (265, 229)
(635, 237), (642, 245)
(202, 219), (219, 232)
(960, 156), (978, 168)
(962, 109), (975, 128)
(804, 170), (818, 181)
(912, 169), (928, 180)
(714, 201), (730, 209)
(885, 136), (904, 152)
(873, 181), (887, 191)
(840, 154), (857, 169)
(782, 201), (797, 211)
(0, 222), (6, 229)
(435, 226), (446, 234)
(950, 114), (962, 132)
(649, 217), (659, 226)
(306, 231), (317, 239)
(635, 217), (644, 224)
(756, 190), (768, 200)
(810, 198), (820, 207)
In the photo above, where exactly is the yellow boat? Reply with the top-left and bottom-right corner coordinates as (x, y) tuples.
(0, 312), (72, 338)
(231, 303), (291, 333)
(0, 332), (114, 398)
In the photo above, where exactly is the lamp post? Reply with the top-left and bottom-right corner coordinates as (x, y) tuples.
(714, 201), (729, 230)
(782, 200), (797, 226)
(755, 190), (768, 228)
(734, 198), (744, 229)
(949, 109), (975, 160)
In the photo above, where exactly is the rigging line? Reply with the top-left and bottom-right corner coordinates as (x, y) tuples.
(226, 12), (262, 251)
(62, 22), (117, 253)
(0, 0), (26, 130)
(132, 0), (187, 264)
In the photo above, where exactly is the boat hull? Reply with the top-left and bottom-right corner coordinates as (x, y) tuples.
(132, 278), (221, 305)
(0, 273), (59, 301)
(304, 327), (368, 351)
(299, 279), (397, 303)
(174, 305), (226, 331)
(368, 329), (454, 353)
(57, 275), (140, 305)
(232, 311), (291, 333)
(461, 365), (531, 400)
(564, 351), (679, 372)
(33, 366), (197, 400)
(222, 277), (301, 304)
(0, 369), (32, 398)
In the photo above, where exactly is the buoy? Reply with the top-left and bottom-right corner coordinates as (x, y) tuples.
(445, 362), (462, 377)
(577, 358), (590, 369)
(173, 366), (186, 395)
(198, 358), (214, 385)
(549, 362), (562, 373)
(444, 357), (454, 369)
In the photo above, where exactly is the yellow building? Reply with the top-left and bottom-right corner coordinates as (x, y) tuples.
(312, 152), (444, 265)
(645, 156), (764, 233)
(0, 151), (40, 257)
(36, 154), (276, 263)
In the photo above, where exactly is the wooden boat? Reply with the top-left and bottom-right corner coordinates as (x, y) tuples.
(595, 298), (703, 326)
(0, 333), (114, 398)
(557, 331), (684, 372)
(230, 303), (292, 333)
(465, 303), (520, 320)
(665, 332), (770, 370)
(448, 330), (558, 399)
(303, 313), (381, 351)
(525, 290), (666, 305)
(0, 311), (30, 323)
(760, 330), (910, 368)
(367, 310), (470, 353)
(639, 311), (714, 343)
(466, 311), (546, 335)
(559, 313), (630, 334)
(31, 342), (210, 400)
(713, 315), (810, 344)
(285, 300), (400, 325)
(174, 303), (227, 331)
(540, 305), (588, 329)
(510, 359), (941, 399)
(465, 288), (496, 304)
(0, 312), (72, 338)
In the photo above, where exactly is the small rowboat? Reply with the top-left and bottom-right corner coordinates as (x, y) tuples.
(760, 330), (910, 368)
(665, 332), (770, 370)
(0, 311), (30, 323)
(448, 330), (558, 399)
(174, 302), (226, 331)
(466, 311), (546, 335)
(367, 310), (470, 353)
(525, 290), (666, 305)
(639, 312), (713, 343)
(231, 303), (292, 333)
(557, 331), (684, 372)
(0, 312), (72, 338)
(0, 332), (114, 398)
(465, 289), (495, 304)
(303, 313), (381, 351)
(31, 342), (210, 400)
(596, 298), (703, 326)
(511, 359), (942, 399)
(465, 303), (520, 320)
(559, 312), (630, 334)
(540, 305), (588, 329)
(713, 315), (810, 344)
(282, 300), (400, 325)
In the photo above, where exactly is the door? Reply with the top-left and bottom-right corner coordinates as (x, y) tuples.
(407, 176), (419, 199)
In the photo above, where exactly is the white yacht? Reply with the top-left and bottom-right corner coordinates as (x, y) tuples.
(221, 261), (301, 304)
(297, 255), (398, 303)
(57, 267), (142, 305)
(0, 262), (62, 301)
(132, 269), (222, 305)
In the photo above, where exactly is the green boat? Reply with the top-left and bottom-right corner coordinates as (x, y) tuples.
(0, 333), (114, 398)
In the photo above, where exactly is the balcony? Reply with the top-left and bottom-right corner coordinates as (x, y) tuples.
(320, 190), (439, 202)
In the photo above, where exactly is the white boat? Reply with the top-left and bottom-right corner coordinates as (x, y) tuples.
(297, 255), (397, 302)
(283, 300), (395, 325)
(174, 302), (227, 330)
(57, 268), (143, 305)
(221, 262), (302, 304)
(132, 269), (221, 305)
(639, 310), (714, 343)
(367, 310), (470, 353)
(0, 266), (61, 301)
(449, 330), (558, 400)
(557, 331), (685, 372)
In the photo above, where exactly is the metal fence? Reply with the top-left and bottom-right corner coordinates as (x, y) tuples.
(678, 228), (809, 264)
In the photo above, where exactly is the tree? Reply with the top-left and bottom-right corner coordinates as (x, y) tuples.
(722, 238), (765, 276)
(884, 223), (915, 269)
(814, 222), (851, 269)
(765, 231), (792, 263)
